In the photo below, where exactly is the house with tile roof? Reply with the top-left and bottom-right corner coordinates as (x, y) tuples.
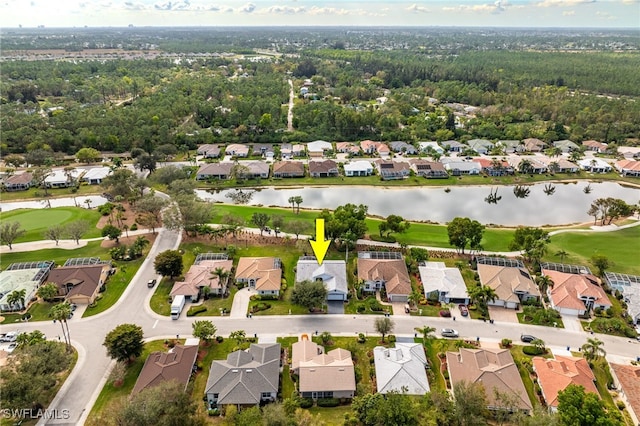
(410, 160), (448, 178)
(543, 269), (611, 316)
(205, 343), (281, 409)
(82, 167), (112, 185)
(507, 157), (548, 174)
(610, 363), (640, 425)
(553, 139), (580, 153)
(197, 144), (222, 158)
(343, 160), (373, 177)
(272, 161), (305, 178)
(240, 161), (270, 179)
(443, 160), (482, 175)
(235, 257), (282, 296)
(389, 141), (417, 155)
(309, 160), (339, 178)
(536, 157), (579, 173)
(196, 163), (234, 180)
(497, 140), (524, 153)
(296, 258), (348, 301)
(335, 142), (361, 155)
(417, 141), (444, 155)
(376, 160), (411, 180)
(477, 262), (540, 309)
(358, 252), (411, 302)
(47, 263), (112, 305)
(441, 140), (467, 153)
(132, 344), (199, 395)
(522, 138), (546, 152)
(582, 140), (608, 153)
(307, 140), (333, 158)
(45, 168), (84, 188)
(577, 158), (612, 173)
(419, 262), (469, 304)
(447, 348), (532, 413)
(475, 158), (514, 176)
(281, 143), (306, 159)
(532, 355), (598, 412)
(292, 337), (356, 399)
(467, 139), (494, 155)
(374, 343), (430, 395)
(615, 160), (640, 177)
(2, 172), (33, 191)
(252, 144), (275, 158)
(170, 258), (233, 302)
(360, 140), (389, 157)
(225, 144), (249, 158)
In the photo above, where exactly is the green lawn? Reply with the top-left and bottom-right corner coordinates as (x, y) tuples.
(517, 309), (565, 328)
(545, 226), (640, 275)
(150, 277), (174, 316)
(345, 295), (393, 315)
(83, 257), (144, 317)
(0, 206), (103, 243)
(509, 346), (543, 409)
(308, 405), (354, 426)
(0, 184), (101, 201)
(187, 288), (237, 317)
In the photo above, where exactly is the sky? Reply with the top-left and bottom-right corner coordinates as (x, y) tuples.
(1, 0), (639, 28)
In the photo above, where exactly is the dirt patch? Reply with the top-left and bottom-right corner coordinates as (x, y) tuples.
(101, 232), (157, 249)
(96, 202), (138, 231)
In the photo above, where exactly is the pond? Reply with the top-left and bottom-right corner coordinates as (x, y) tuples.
(0, 195), (108, 212)
(196, 182), (640, 226)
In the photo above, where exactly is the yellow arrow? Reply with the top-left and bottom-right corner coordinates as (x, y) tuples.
(309, 218), (330, 265)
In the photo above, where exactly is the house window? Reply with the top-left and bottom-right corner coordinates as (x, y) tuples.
(261, 392), (271, 399)
(323, 392), (334, 398)
(212, 393), (219, 399)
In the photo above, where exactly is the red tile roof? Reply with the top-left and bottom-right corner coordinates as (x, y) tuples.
(532, 355), (598, 408)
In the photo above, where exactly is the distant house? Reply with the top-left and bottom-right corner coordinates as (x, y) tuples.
(605, 272), (640, 326)
(537, 157), (579, 173)
(252, 144), (275, 158)
(447, 348), (532, 414)
(376, 160), (411, 180)
(610, 363), (640, 425)
(272, 161), (305, 178)
(335, 142), (361, 155)
(475, 158), (514, 176)
(0, 261), (54, 311)
(441, 140), (467, 153)
(225, 144), (249, 158)
(419, 262), (469, 304)
(196, 163), (233, 180)
(308, 160), (339, 178)
(477, 259), (540, 309)
(582, 140), (608, 153)
(467, 139), (494, 155)
(543, 269), (611, 316)
(171, 256), (233, 302)
(358, 252), (411, 302)
(197, 144), (222, 158)
(389, 141), (417, 155)
(360, 140), (389, 157)
(417, 141), (444, 155)
(615, 160), (640, 177)
(205, 343), (281, 409)
(82, 167), (112, 185)
(523, 138), (546, 152)
(47, 263), (112, 305)
(235, 257), (282, 296)
(532, 355), (598, 412)
(553, 139), (580, 153)
(443, 160), (481, 176)
(2, 172), (33, 191)
(307, 140), (333, 158)
(508, 157), (547, 174)
(296, 258), (348, 301)
(497, 140), (524, 153)
(132, 343), (199, 395)
(343, 160), (373, 177)
(240, 161), (270, 179)
(292, 338), (356, 399)
(45, 169), (84, 188)
(281, 143), (306, 159)
(374, 343), (430, 395)
(410, 160), (448, 178)
(577, 158), (612, 173)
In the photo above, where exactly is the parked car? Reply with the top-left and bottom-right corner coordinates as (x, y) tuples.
(520, 334), (537, 343)
(70, 303), (77, 312)
(6, 342), (17, 353)
(1, 331), (18, 342)
(441, 328), (459, 338)
(147, 279), (157, 288)
(459, 304), (469, 317)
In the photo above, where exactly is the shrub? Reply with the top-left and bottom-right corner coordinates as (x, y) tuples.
(216, 336), (224, 343)
(522, 345), (545, 356)
(357, 333), (366, 343)
(208, 408), (220, 416)
(317, 398), (340, 407)
(357, 304), (366, 314)
(616, 401), (626, 410)
(299, 398), (313, 409)
(368, 299), (383, 312)
(130, 223), (138, 231)
(387, 335), (396, 343)
(187, 306), (207, 316)
(501, 338), (512, 348)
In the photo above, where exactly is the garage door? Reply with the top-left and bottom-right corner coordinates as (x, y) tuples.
(327, 293), (346, 301)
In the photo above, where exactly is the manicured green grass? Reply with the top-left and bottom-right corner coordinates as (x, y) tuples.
(517, 310), (565, 328)
(0, 240), (106, 269)
(509, 346), (543, 409)
(0, 184), (101, 201)
(545, 226), (640, 275)
(590, 358), (616, 408)
(150, 277), (173, 316)
(0, 301), (58, 325)
(281, 365), (296, 400)
(345, 296), (393, 315)
(410, 303), (444, 317)
(83, 258), (144, 317)
(307, 405), (354, 426)
(188, 288), (237, 317)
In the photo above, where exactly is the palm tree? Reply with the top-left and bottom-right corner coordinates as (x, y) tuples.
(414, 325), (436, 344)
(50, 302), (72, 349)
(518, 159), (533, 174)
(555, 250), (569, 262)
(6, 289), (27, 311)
(531, 338), (546, 353)
(288, 196), (296, 213)
(569, 150), (584, 163)
(536, 275), (554, 294)
(84, 198), (93, 209)
(293, 195), (303, 214)
(548, 161), (560, 174)
(210, 267), (230, 297)
(582, 338), (606, 362)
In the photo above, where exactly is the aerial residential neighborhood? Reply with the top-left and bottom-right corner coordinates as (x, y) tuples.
(1, 24), (640, 426)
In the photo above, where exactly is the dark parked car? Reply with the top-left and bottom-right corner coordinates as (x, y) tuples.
(459, 304), (469, 317)
(147, 279), (157, 288)
(520, 334), (537, 343)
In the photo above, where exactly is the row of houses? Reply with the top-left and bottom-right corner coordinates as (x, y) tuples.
(0, 258), (112, 311)
(1, 166), (112, 192)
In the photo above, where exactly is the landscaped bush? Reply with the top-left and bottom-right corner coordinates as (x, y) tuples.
(251, 302), (271, 313)
(522, 345), (545, 356)
(258, 294), (279, 301)
(216, 336), (224, 343)
(357, 304), (366, 314)
(187, 305), (207, 316)
(501, 338), (512, 348)
(357, 333), (366, 343)
(130, 223), (138, 231)
(368, 299), (383, 312)
(317, 398), (340, 407)
(387, 335), (396, 343)
(299, 398), (313, 409)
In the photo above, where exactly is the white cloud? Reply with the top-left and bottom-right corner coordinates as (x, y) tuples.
(596, 10), (615, 18)
(307, 6), (350, 15)
(443, 2), (509, 13)
(407, 3), (430, 13)
(123, 1), (146, 10)
(262, 5), (306, 14)
(562, 10), (576, 15)
(536, 0), (596, 7)
(238, 2), (255, 13)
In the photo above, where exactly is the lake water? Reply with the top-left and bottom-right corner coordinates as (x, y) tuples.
(196, 182), (640, 226)
(0, 195), (108, 212)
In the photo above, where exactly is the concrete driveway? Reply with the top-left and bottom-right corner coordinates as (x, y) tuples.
(488, 306), (520, 323)
(326, 301), (345, 314)
(230, 287), (256, 318)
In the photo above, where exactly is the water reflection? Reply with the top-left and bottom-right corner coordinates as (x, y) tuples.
(196, 182), (639, 226)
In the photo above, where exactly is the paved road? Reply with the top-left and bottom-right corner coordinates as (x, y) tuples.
(0, 222), (635, 424)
